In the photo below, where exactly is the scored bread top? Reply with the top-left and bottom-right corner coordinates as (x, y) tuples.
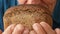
(3, 4), (52, 30)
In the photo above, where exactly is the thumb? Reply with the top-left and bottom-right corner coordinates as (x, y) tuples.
(55, 28), (60, 34)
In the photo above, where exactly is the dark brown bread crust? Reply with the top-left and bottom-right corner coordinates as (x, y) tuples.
(3, 4), (53, 30)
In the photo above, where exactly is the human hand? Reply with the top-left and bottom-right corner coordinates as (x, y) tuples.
(30, 22), (60, 34)
(2, 22), (60, 34)
(2, 24), (29, 34)
(55, 28), (60, 34)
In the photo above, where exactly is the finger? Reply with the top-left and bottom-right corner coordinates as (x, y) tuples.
(17, 0), (27, 4)
(30, 30), (37, 34)
(12, 24), (24, 34)
(0, 30), (2, 34)
(2, 24), (15, 34)
(23, 27), (29, 34)
(55, 28), (60, 34)
(33, 23), (46, 34)
(40, 22), (56, 34)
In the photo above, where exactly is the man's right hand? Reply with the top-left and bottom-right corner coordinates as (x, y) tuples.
(2, 24), (29, 34)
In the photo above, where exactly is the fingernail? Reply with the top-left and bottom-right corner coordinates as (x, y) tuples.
(55, 28), (60, 30)
(30, 30), (37, 34)
(40, 22), (46, 25)
(40, 22), (46, 24)
(32, 23), (40, 30)
(15, 24), (24, 31)
(6, 24), (16, 30)
(23, 28), (29, 34)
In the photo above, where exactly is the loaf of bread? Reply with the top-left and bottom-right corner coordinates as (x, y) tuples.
(3, 4), (53, 30)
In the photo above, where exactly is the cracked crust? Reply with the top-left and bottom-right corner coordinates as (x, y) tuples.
(3, 4), (53, 30)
